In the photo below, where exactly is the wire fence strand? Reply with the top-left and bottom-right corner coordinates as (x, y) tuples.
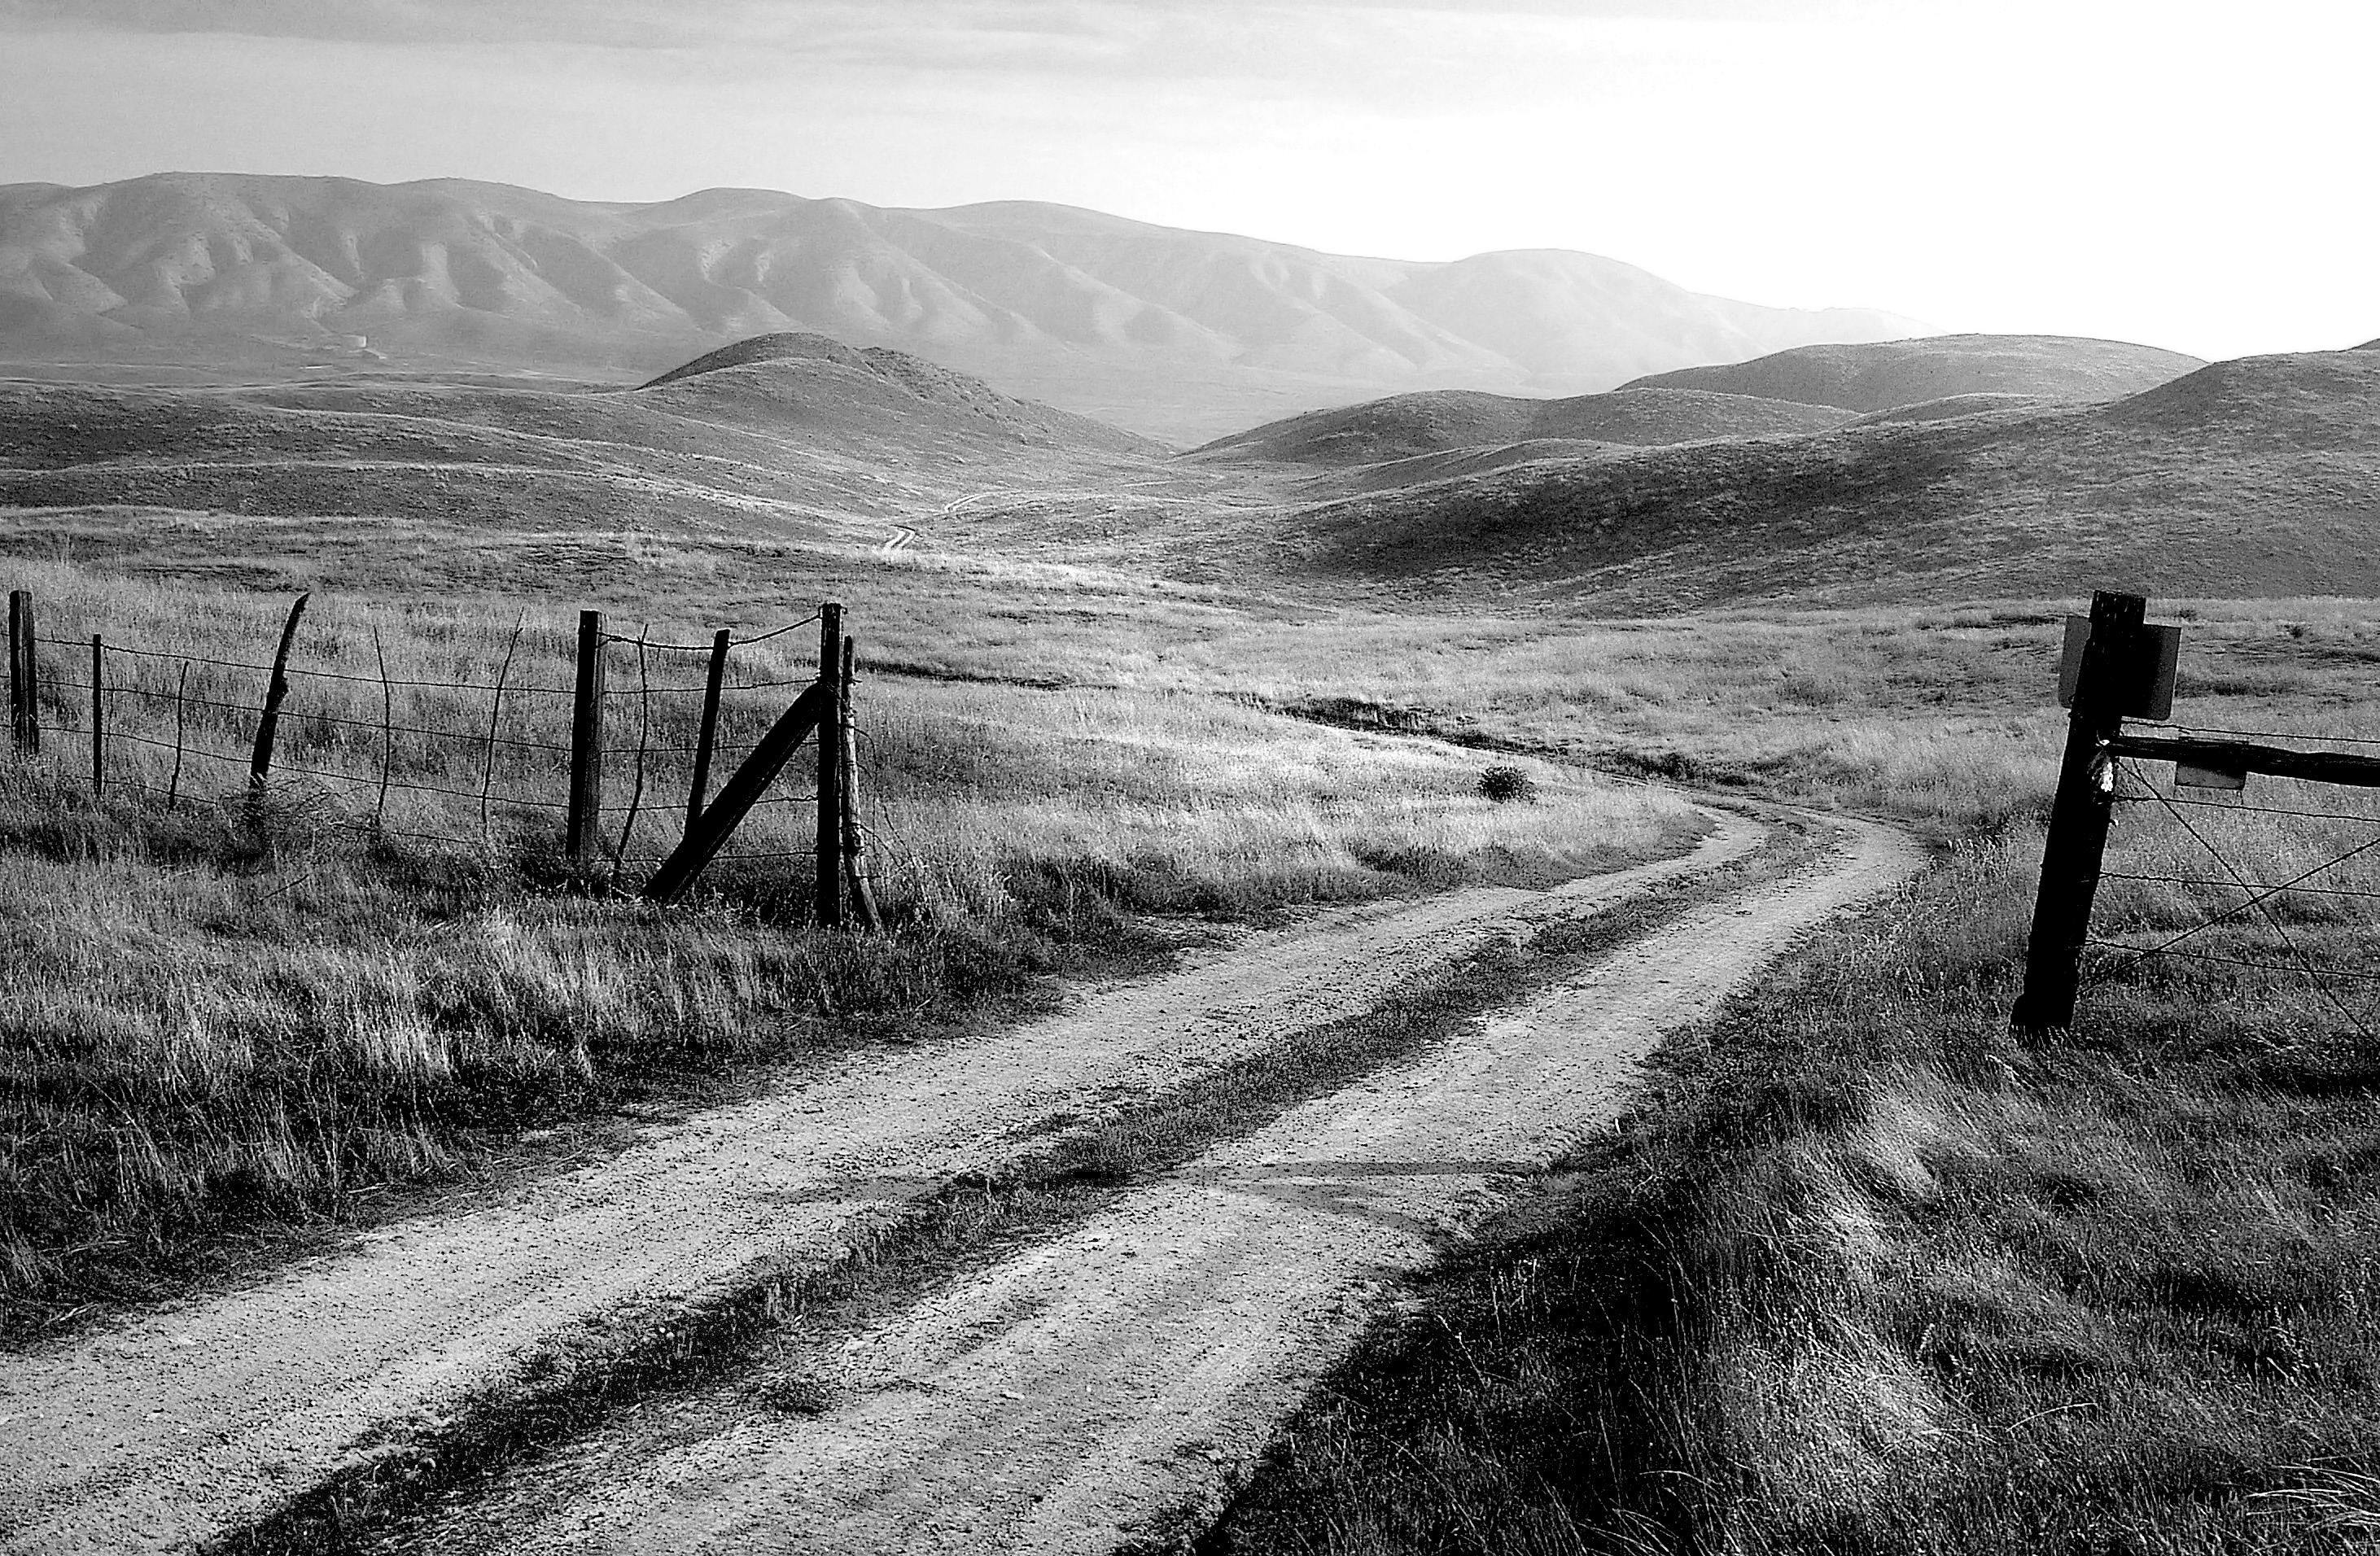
(2086, 937), (2380, 987)
(9, 602), (909, 901)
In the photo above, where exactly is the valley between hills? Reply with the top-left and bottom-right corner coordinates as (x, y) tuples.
(4, 199), (2380, 1554)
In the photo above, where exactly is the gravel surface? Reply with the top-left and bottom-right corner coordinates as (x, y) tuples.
(0, 818), (1761, 1556)
(413, 815), (1921, 1554)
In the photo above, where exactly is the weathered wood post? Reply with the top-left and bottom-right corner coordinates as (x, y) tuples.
(686, 627), (730, 832)
(249, 592), (310, 788)
(815, 602), (846, 927)
(839, 635), (884, 933)
(641, 681), (832, 906)
(9, 588), (39, 756)
(2011, 589), (2146, 1035)
(567, 610), (606, 867)
(90, 634), (105, 795)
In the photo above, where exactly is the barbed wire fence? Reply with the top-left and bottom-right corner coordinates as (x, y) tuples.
(2087, 725), (2380, 1038)
(2015, 589), (2380, 1036)
(3, 586), (889, 925)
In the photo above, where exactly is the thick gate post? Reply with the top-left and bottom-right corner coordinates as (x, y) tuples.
(2011, 589), (2147, 1035)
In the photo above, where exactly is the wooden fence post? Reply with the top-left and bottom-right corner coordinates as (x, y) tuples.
(567, 610), (606, 867)
(815, 602), (846, 928)
(839, 635), (883, 933)
(90, 634), (105, 795)
(2011, 589), (2147, 1035)
(641, 681), (833, 906)
(686, 627), (730, 832)
(249, 592), (310, 788)
(9, 589), (38, 756)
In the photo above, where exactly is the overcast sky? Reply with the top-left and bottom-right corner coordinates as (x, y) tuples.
(0, 0), (2369, 360)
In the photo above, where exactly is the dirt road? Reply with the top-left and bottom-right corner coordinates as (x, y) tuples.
(405, 818), (1913, 1556)
(0, 817), (1770, 1556)
(405, 815), (1918, 1554)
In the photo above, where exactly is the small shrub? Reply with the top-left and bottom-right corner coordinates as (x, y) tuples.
(1477, 764), (1538, 804)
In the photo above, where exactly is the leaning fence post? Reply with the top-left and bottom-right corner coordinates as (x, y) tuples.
(686, 627), (730, 832)
(2012, 589), (2147, 1035)
(815, 602), (846, 928)
(9, 588), (39, 756)
(249, 592), (310, 788)
(567, 610), (606, 867)
(90, 634), (105, 795)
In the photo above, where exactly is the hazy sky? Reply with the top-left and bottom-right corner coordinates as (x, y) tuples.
(0, 0), (2370, 359)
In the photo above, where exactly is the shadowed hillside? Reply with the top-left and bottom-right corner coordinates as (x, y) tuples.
(1275, 350), (2380, 609)
(1197, 387), (1848, 465)
(1621, 334), (2203, 413)
(0, 173), (1927, 442)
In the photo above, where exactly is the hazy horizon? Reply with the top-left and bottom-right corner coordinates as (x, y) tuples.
(1, 0), (2372, 362)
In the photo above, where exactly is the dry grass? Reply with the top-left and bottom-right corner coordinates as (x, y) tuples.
(0, 559), (1694, 1324)
(1209, 763), (2380, 1555)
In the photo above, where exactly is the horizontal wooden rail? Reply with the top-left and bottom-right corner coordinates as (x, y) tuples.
(2110, 732), (2380, 791)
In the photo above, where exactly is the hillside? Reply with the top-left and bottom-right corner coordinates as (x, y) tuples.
(0, 173), (1927, 443)
(0, 335), (1177, 588)
(638, 332), (1158, 457)
(1199, 387), (1848, 465)
(1621, 334), (2203, 413)
(1265, 350), (2380, 609)
(1843, 392), (2048, 427)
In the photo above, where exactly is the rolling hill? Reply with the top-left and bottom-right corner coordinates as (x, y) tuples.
(0, 335), (1179, 590)
(1620, 334), (2204, 414)
(1197, 387), (1849, 465)
(638, 332), (1157, 457)
(0, 173), (1929, 443)
(1263, 350), (2380, 609)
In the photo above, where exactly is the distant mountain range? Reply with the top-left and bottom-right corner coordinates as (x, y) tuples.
(0, 172), (1931, 444)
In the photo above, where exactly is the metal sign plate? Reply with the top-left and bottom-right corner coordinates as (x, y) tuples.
(2057, 617), (2181, 720)
(2174, 761), (2247, 792)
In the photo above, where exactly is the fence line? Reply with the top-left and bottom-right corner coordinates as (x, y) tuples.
(5, 589), (882, 916)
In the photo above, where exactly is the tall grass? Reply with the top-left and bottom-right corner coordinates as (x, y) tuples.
(1210, 774), (2380, 1554)
(0, 561), (1695, 1323)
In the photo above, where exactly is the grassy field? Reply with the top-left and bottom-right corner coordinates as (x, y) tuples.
(1201, 616), (2380, 1554)
(0, 559), (1695, 1328)
(9, 502), (2380, 1550)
